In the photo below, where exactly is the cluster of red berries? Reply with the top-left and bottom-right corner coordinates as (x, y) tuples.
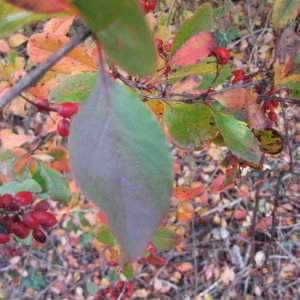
(95, 281), (134, 300)
(154, 38), (172, 74)
(214, 47), (230, 65)
(224, 153), (248, 176)
(0, 191), (57, 244)
(56, 102), (79, 137)
(140, 0), (157, 14)
(34, 99), (79, 137)
(231, 70), (280, 122)
(257, 89), (279, 122)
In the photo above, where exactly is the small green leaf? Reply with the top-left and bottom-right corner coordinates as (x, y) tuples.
(121, 260), (133, 279)
(94, 225), (116, 247)
(49, 73), (97, 103)
(0, 0), (66, 38)
(271, 0), (300, 28)
(71, 0), (155, 75)
(152, 227), (183, 251)
(107, 269), (118, 282)
(32, 162), (71, 202)
(80, 231), (93, 247)
(170, 3), (214, 57)
(69, 73), (173, 260)
(15, 178), (42, 193)
(164, 102), (217, 150)
(211, 110), (261, 164)
(86, 281), (99, 295)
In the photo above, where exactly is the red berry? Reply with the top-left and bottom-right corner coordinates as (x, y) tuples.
(22, 213), (40, 230)
(163, 66), (171, 75)
(214, 47), (229, 65)
(57, 102), (79, 118)
(232, 75), (244, 84)
(33, 229), (47, 243)
(31, 211), (57, 227)
(154, 38), (163, 51)
(1, 216), (14, 233)
(263, 101), (273, 111)
(57, 118), (70, 137)
(12, 222), (30, 239)
(268, 111), (278, 122)
(149, 246), (157, 253)
(34, 200), (50, 211)
(125, 282), (134, 297)
(0, 233), (10, 244)
(233, 70), (244, 77)
(1, 194), (14, 210)
(116, 281), (124, 291)
(35, 98), (51, 113)
(14, 191), (33, 207)
(239, 163), (248, 168)
(271, 100), (279, 108)
(164, 43), (172, 52)
(148, 0), (156, 10)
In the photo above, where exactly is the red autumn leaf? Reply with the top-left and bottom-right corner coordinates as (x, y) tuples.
(234, 210), (247, 220)
(4, 0), (77, 14)
(257, 217), (272, 230)
(210, 174), (234, 193)
(172, 184), (204, 201)
(142, 254), (166, 266)
(169, 31), (218, 66)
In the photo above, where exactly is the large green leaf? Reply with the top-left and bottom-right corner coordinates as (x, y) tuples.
(211, 110), (261, 164)
(169, 3), (214, 57)
(0, 0), (66, 38)
(71, 0), (155, 75)
(68, 73), (173, 261)
(164, 102), (217, 150)
(271, 0), (300, 28)
(49, 72), (97, 103)
(152, 227), (183, 251)
(32, 162), (71, 202)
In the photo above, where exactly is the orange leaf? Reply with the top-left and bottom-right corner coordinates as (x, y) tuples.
(8, 34), (28, 47)
(0, 39), (10, 53)
(245, 91), (268, 130)
(213, 88), (247, 109)
(172, 185), (204, 201)
(176, 262), (193, 272)
(44, 16), (75, 35)
(171, 75), (202, 94)
(4, 0), (77, 14)
(169, 32), (218, 66)
(27, 33), (97, 73)
(13, 155), (31, 175)
(0, 129), (36, 149)
(177, 201), (194, 222)
(28, 71), (62, 99)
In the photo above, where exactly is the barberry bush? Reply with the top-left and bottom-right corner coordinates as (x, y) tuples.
(0, 0), (300, 298)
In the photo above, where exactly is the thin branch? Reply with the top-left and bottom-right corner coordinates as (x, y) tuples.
(0, 28), (92, 111)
